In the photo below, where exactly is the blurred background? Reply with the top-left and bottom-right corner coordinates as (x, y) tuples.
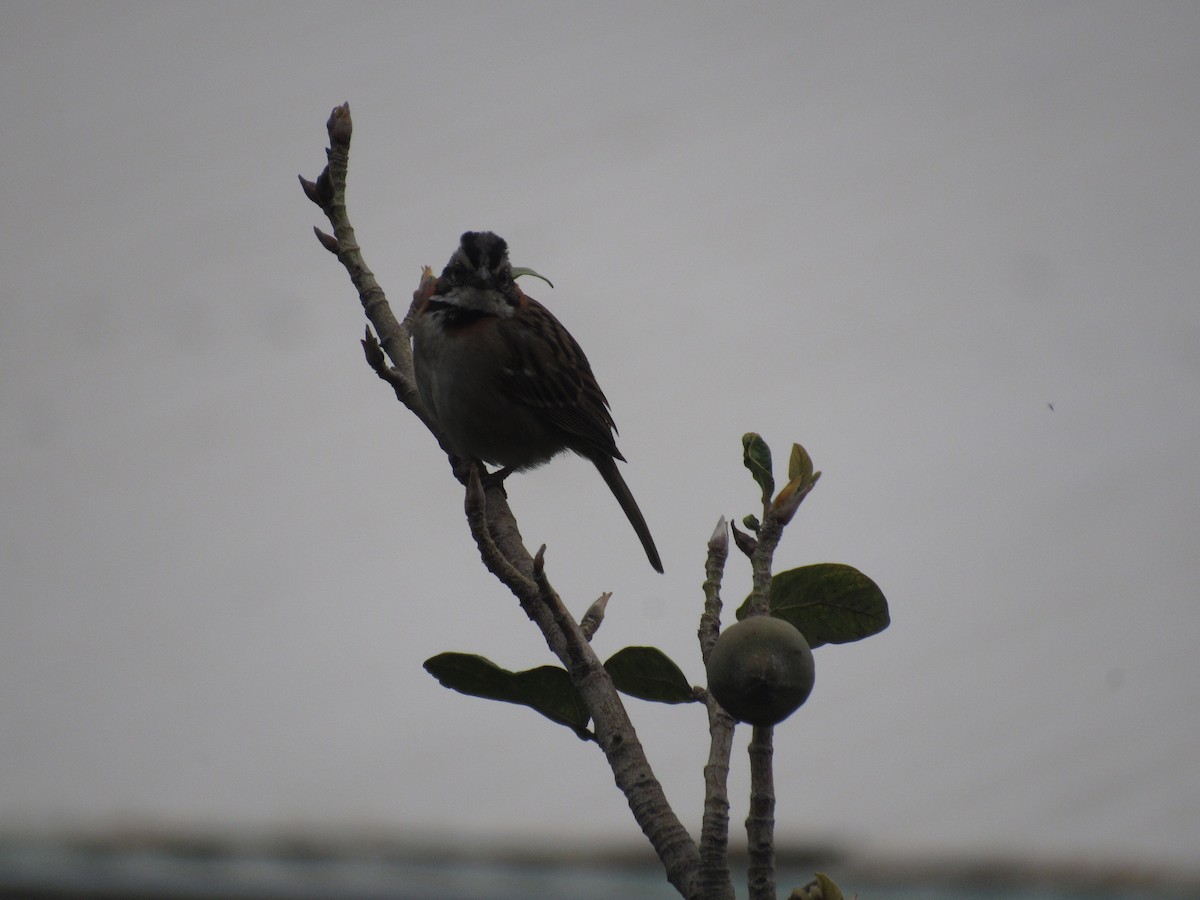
(3, 2), (1198, 897)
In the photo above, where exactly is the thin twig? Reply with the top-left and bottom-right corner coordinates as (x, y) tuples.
(697, 515), (735, 897)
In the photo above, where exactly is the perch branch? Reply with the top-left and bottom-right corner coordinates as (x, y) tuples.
(301, 102), (702, 899)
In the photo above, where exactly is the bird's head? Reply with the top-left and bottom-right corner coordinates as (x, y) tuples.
(439, 231), (517, 301)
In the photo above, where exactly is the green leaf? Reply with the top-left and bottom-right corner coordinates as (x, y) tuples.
(813, 873), (844, 900)
(424, 652), (517, 701)
(787, 872), (845, 900)
(424, 653), (590, 736)
(512, 666), (591, 733)
(742, 433), (774, 504)
(744, 563), (889, 648)
(605, 646), (695, 704)
(787, 442), (814, 486)
(510, 266), (554, 289)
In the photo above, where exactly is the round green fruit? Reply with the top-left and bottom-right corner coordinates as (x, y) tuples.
(706, 616), (815, 726)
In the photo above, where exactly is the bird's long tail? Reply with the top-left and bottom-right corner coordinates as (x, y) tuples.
(592, 454), (664, 573)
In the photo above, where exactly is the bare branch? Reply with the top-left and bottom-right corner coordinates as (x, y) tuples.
(302, 103), (418, 412)
(745, 511), (783, 619)
(747, 725), (777, 900)
(698, 691), (736, 900)
(697, 516), (735, 897)
(698, 516), (729, 663)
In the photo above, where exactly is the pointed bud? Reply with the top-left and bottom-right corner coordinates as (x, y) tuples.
(771, 471), (821, 525)
(298, 174), (322, 205)
(708, 517), (729, 555)
(313, 227), (339, 253)
(326, 101), (352, 146)
(360, 326), (386, 370)
(730, 521), (758, 558)
(580, 592), (611, 641)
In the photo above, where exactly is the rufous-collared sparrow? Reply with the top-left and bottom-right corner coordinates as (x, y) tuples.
(412, 231), (663, 573)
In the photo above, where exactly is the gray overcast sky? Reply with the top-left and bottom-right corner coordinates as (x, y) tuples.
(3, 0), (1198, 875)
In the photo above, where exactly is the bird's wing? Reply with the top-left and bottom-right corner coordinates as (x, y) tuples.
(495, 296), (624, 461)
